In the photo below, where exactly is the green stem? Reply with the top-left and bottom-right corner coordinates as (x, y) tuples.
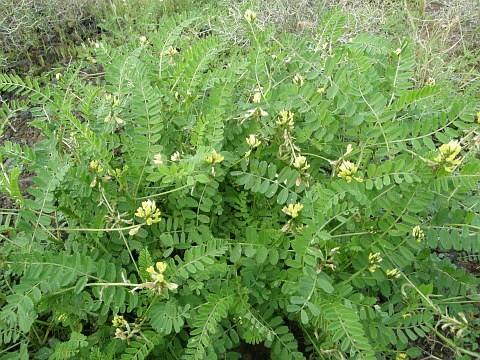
(446, 223), (480, 230)
(137, 184), (191, 200)
(302, 152), (332, 163)
(429, 326), (480, 358)
(48, 224), (141, 232)
(120, 230), (140, 275)
(330, 231), (370, 239)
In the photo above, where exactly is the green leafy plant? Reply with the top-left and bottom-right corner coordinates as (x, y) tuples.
(1, 8), (479, 360)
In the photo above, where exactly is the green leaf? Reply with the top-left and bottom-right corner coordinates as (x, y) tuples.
(74, 276), (89, 294)
(256, 246), (269, 264)
(300, 310), (309, 324)
(277, 188), (289, 204)
(317, 273), (334, 294)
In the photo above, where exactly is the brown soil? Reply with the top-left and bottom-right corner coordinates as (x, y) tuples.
(0, 104), (41, 209)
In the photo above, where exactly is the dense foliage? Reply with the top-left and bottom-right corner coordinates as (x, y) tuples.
(1, 9), (479, 360)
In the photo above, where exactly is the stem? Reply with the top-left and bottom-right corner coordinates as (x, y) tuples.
(302, 152), (332, 163)
(48, 224), (141, 232)
(137, 184), (190, 200)
(120, 230), (140, 275)
(429, 326), (480, 358)
(446, 224), (480, 230)
(48, 281), (145, 297)
(330, 231), (370, 239)
(338, 268), (365, 286)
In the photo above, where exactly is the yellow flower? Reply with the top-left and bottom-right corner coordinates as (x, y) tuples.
(205, 150), (224, 165)
(412, 225), (425, 243)
(108, 168), (122, 177)
(244, 9), (256, 23)
(156, 262), (167, 273)
(393, 48), (402, 56)
(402, 313), (411, 319)
(113, 113), (124, 125)
(245, 107), (269, 119)
(344, 144), (353, 156)
(112, 315), (127, 328)
(139, 260), (178, 295)
(153, 153), (164, 165)
(337, 160), (362, 183)
(276, 110), (294, 128)
(439, 140), (462, 161)
(386, 268), (401, 279)
(171, 151), (181, 162)
(369, 252), (382, 263)
(292, 74), (304, 87)
(135, 199), (161, 225)
(434, 140), (462, 172)
(282, 203), (303, 218)
(89, 160), (103, 174)
(246, 134), (261, 148)
(368, 252), (382, 273)
(128, 225), (141, 236)
(396, 353), (408, 360)
(252, 92), (261, 104)
(293, 155), (310, 171)
(161, 46), (178, 56)
(164, 281), (179, 291)
(115, 328), (127, 340)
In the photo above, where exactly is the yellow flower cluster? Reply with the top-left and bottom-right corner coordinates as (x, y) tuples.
(112, 314), (139, 341)
(135, 199), (161, 225)
(244, 9), (256, 23)
(104, 94), (124, 125)
(412, 225), (424, 243)
(145, 261), (178, 295)
(89, 160), (105, 187)
(244, 107), (268, 120)
(276, 110), (294, 129)
(368, 252), (382, 273)
(171, 151), (181, 162)
(161, 46), (178, 56)
(337, 160), (363, 183)
(252, 92), (262, 104)
(153, 153), (164, 165)
(205, 150), (224, 165)
(292, 155), (310, 171)
(282, 203), (303, 218)
(112, 314), (127, 328)
(438, 312), (469, 338)
(386, 268), (401, 279)
(246, 134), (261, 148)
(89, 160), (103, 174)
(292, 74), (304, 87)
(433, 140), (462, 172)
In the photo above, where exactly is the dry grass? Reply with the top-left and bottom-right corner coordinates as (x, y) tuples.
(216, 0), (479, 94)
(0, 0), (100, 49)
(330, 0), (480, 91)
(0, 0), (105, 68)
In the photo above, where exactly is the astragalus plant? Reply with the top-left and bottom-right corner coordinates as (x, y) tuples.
(0, 8), (479, 360)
